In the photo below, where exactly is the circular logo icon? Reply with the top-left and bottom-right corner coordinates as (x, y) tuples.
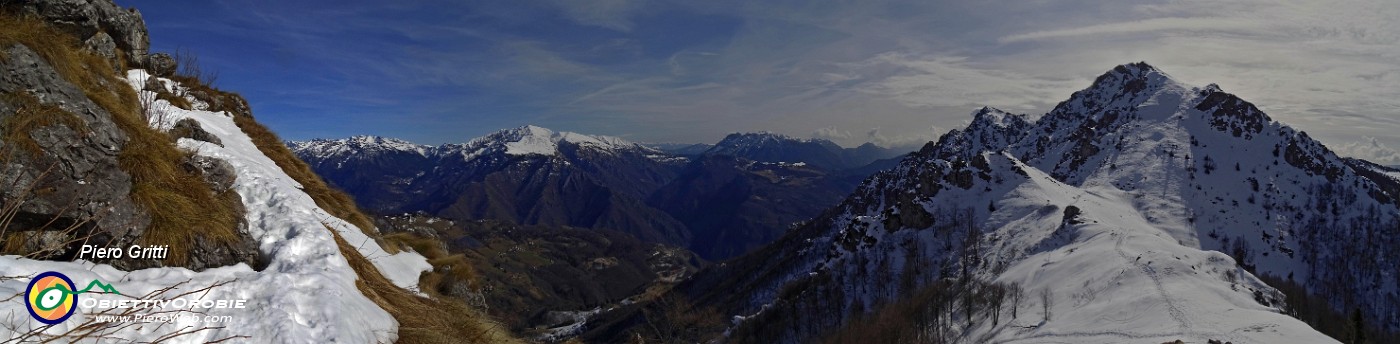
(25, 271), (77, 325)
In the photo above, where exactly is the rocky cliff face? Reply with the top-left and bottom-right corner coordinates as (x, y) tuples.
(0, 0), (259, 271)
(0, 43), (148, 256)
(3, 0), (149, 69)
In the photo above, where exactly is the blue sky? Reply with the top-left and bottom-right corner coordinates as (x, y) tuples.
(120, 0), (1400, 163)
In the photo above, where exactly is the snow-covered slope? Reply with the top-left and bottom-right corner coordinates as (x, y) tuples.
(0, 70), (430, 342)
(687, 62), (1398, 344)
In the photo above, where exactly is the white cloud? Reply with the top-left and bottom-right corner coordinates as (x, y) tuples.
(812, 126), (851, 141)
(864, 126), (939, 149)
(1334, 136), (1400, 165)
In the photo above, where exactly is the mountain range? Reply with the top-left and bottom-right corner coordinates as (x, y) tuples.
(290, 127), (909, 259)
(582, 62), (1400, 343)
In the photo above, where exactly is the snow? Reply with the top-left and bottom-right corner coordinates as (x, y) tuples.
(728, 63), (1385, 343)
(291, 125), (660, 165)
(287, 136), (430, 159)
(978, 153), (1335, 343)
(532, 307), (605, 342)
(496, 125), (650, 156)
(0, 70), (431, 343)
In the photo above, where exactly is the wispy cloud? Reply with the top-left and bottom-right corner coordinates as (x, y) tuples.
(998, 17), (1264, 43)
(125, 0), (1400, 152)
(547, 0), (648, 32)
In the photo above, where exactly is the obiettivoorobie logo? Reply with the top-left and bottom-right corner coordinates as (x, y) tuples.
(24, 271), (120, 324)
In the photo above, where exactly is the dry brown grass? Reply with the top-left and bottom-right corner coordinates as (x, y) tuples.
(331, 228), (520, 344)
(202, 22), (519, 340)
(0, 92), (86, 156)
(168, 74), (246, 116)
(383, 232), (479, 295)
(0, 13), (241, 265)
(154, 88), (191, 110)
(1, 11), (522, 342)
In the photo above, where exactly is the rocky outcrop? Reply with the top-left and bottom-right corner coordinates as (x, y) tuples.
(4, 0), (151, 68)
(0, 44), (149, 255)
(170, 118), (222, 146)
(1, 1), (262, 271)
(144, 52), (175, 77)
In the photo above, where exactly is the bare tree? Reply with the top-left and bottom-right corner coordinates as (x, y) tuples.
(137, 86), (166, 127)
(174, 47), (218, 88)
(1040, 288), (1053, 322)
(989, 283), (1007, 326)
(1009, 282), (1023, 320)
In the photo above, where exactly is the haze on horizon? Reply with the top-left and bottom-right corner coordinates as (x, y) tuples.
(123, 0), (1400, 164)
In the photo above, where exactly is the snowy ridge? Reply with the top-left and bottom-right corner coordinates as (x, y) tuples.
(292, 125), (661, 165)
(922, 106), (1033, 160)
(716, 62), (1399, 343)
(0, 70), (431, 343)
(287, 135), (430, 159)
(454, 125), (656, 158)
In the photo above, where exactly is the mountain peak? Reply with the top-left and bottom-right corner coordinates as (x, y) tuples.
(481, 125), (649, 156)
(1090, 61), (1175, 94)
(969, 106), (1026, 129)
(1116, 61), (1159, 73)
(509, 124), (555, 138)
(289, 135), (429, 157)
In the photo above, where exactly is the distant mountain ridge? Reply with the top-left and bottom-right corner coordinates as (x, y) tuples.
(290, 126), (906, 259)
(704, 132), (906, 170)
(292, 126), (688, 244)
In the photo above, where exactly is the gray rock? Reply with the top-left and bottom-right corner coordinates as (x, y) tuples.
(0, 43), (148, 242)
(180, 154), (235, 192)
(1, 42), (261, 272)
(185, 221), (264, 271)
(171, 118), (222, 146)
(186, 88), (252, 118)
(82, 31), (117, 68)
(5, 0), (151, 67)
(145, 52), (176, 77)
(141, 75), (163, 92)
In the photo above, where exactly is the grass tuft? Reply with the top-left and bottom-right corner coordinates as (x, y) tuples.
(331, 228), (519, 344)
(1, 92), (87, 157)
(383, 232), (479, 295)
(154, 88), (191, 110)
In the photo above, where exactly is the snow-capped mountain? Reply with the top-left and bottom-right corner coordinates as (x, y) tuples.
(622, 62), (1398, 343)
(288, 135), (430, 158)
(290, 128), (907, 260)
(293, 126), (689, 244)
(440, 125), (661, 158)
